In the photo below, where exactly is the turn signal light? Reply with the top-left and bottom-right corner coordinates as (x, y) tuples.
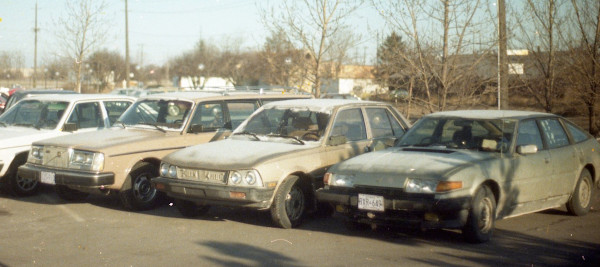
(436, 181), (463, 192)
(229, 192), (246, 199)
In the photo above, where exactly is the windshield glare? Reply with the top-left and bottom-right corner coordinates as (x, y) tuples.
(235, 107), (331, 142)
(398, 117), (516, 153)
(0, 100), (68, 129)
(118, 99), (193, 130)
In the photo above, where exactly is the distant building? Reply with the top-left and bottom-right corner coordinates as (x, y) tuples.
(320, 64), (379, 96)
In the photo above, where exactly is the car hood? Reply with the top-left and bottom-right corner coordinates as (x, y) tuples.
(164, 139), (318, 170)
(331, 147), (499, 188)
(34, 127), (182, 155)
(0, 126), (61, 149)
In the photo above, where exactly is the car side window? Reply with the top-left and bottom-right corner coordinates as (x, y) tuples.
(538, 118), (570, 149)
(226, 101), (259, 130)
(104, 101), (132, 125)
(564, 121), (589, 143)
(68, 102), (104, 129)
(189, 102), (225, 131)
(366, 108), (394, 138)
(331, 108), (366, 141)
(516, 119), (544, 150)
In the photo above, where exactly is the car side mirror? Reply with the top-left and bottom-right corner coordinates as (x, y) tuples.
(189, 124), (204, 133)
(328, 135), (347, 146)
(62, 122), (78, 132)
(517, 144), (538, 154)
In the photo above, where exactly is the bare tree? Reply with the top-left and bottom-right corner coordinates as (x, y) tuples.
(374, 0), (497, 112)
(510, 0), (570, 112)
(565, 0), (600, 134)
(262, 0), (363, 97)
(56, 0), (109, 93)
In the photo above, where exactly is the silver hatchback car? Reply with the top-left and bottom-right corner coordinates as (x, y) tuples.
(317, 110), (600, 243)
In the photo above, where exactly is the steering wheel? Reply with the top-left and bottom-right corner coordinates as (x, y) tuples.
(301, 132), (320, 141)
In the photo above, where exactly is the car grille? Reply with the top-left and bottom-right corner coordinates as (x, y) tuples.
(176, 167), (227, 184)
(42, 146), (69, 168)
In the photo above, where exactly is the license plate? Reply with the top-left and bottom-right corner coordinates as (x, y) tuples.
(358, 193), (384, 211)
(40, 171), (56, 185)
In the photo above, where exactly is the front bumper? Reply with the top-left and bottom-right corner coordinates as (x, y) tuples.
(316, 186), (471, 229)
(17, 163), (115, 187)
(152, 176), (275, 209)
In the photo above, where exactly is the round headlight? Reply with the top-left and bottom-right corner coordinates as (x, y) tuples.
(32, 149), (40, 158)
(230, 171), (242, 184)
(75, 153), (84, 162)
(160, 163), (169, 176)
(168, 165), (177, 178)
(84, 154), (94, 164)
(245, 171), (256, 185)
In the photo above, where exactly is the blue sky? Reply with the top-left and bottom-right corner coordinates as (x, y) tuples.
(0, 0), (387, 67)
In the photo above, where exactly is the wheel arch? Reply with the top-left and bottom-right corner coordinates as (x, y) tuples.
(120, 157), (161, 191)
(479, 179), (500, 206)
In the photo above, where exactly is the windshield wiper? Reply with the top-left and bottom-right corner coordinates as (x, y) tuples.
(233, 131), (260, 141)
(114, 120), (127, 129)
(267, 134), (304, 145)
(138, 122), (166, 133)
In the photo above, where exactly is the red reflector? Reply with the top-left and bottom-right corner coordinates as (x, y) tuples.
(155, 183), (165, 190)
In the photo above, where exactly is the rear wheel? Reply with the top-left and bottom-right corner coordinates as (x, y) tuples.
(174, 199), (210, 217)
(462, 185), (496, 243)
(119, 163), (162, 211)
(567, 169), (593, 216)
(270, 176), (306, 229)
(55, 185), (89, 202)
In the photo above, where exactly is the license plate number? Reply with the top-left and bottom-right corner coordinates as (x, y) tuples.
(358, 194), (384, 211)
(40, 171), (56, 185)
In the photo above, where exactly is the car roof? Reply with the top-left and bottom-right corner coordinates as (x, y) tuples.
(11, 89), (77, 96)
(427, 110), (557, 120)
(23, 94), (136, 102)
(139, 91), (311, 102)
(261, 99), (383, 112)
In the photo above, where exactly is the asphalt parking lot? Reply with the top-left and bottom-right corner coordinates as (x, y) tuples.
(1, 184), (599, 266)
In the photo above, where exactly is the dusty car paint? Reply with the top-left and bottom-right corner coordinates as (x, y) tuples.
(317, 110), (600, 243)
(153, 99), (411, 227)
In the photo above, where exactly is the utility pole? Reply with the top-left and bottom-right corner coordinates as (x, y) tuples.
(125, 0), (130, 88)
(33, 1), (39, 88)
(497, 0), (509, 109)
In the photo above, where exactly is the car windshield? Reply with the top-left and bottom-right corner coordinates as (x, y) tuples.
(397, 117), (516, 153)
(0, 99), (68, 130)
(232, 107), (331, 143)
(117, 99), (193, 130)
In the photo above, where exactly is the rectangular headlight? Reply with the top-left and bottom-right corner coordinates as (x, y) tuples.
(68, 149), (104, 171)
(405, 178), (438, 194)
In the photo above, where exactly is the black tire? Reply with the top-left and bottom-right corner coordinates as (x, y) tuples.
(567, 169), (593, 216)
(462, 185), (496, 243)
(4, 158), (39, 197)
(55, 185), (89, 202)
(119, 163), (162, 211)
(270, 175), (306, 229)
(174, 199), (210, 217)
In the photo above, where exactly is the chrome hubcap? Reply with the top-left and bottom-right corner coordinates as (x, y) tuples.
(478, 197), (493, 234)
(579, 178), (591, 208)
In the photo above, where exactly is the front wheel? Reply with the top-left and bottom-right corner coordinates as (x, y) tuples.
(174, 199), (210, 217)
(567, 169), (593, 216)
(119, 163), (162, 211)
(270, 176), (306, 229)
(4, 160), (39, 197)
(462, 185), (496, 243)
